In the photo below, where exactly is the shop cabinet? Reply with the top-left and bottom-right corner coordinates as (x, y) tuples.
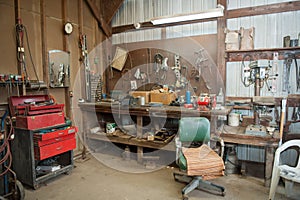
(11, 125), (76, 189)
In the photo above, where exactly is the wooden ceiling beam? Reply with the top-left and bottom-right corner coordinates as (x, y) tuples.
(85, 0), (111, 37)
(101, 0), (125, 23)
(227, 1), (300, 19)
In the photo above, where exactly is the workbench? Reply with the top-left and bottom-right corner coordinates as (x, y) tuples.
(221, 125), (280, 187)
(79, 102), (279, 186)
(79, 102), (232, 162)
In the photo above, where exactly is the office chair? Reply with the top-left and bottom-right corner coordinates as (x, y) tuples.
(269, 139), (300, 200)
(173, 117), (225, 200)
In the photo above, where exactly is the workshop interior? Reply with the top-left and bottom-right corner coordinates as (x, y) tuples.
(0, 0), (300, 200)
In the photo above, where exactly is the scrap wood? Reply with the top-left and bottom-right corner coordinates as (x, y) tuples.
(182, 144), (225, 178)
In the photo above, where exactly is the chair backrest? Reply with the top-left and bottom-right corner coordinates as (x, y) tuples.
(179, 117), (210, 143)
(275, 139), (300, 169)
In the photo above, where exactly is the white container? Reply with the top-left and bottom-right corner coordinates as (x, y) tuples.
(139, 96), (145, 106)
(228, 113), (240, 127)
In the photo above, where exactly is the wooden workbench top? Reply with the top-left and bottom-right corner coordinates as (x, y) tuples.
(79, 102), (233, 118)
(221, 125), (280, 147)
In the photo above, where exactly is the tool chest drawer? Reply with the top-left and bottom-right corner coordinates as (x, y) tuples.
(33, 126), (77, 141)
(34, 133), (75, 147)
(34, 137), (76, 160)
(33, 126), (77, 160)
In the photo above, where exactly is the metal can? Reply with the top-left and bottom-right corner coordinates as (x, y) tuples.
(106, 123), (116, 134)
(139, 96), (145, 106)
(198, 93), (210, 106)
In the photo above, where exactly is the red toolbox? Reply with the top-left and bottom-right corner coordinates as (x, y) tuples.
(9, 95), (65, 130)
(34, 126), (77, 160)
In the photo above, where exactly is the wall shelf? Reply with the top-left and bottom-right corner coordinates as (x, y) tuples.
(225, 46), (300, 62)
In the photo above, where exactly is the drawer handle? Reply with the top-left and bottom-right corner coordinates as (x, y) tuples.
(58, 132), (64, 135)
(55, 138), (61, 141)
(56, 147), (62, 150)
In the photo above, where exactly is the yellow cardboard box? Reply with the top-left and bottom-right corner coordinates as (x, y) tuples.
(150, 92), (177, 105)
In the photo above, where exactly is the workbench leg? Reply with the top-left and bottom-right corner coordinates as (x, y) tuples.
(81, 110), (88, 159)
(265, 146), (275, 187)
(137, 147), (143, 164)
(136, 115), (143, 164)
(210, 116), (216, 149)
(210, 116), (217, 136)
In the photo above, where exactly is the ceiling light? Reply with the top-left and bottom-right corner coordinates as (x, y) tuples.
(151, 4), (224, 25)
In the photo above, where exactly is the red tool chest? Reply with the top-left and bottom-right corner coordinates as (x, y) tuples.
(9, 95), (65, 130)
(33, 126), (77, 160)
(9, 95), (77, 189)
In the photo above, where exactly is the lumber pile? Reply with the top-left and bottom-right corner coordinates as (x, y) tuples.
(182, 144), (225, 180)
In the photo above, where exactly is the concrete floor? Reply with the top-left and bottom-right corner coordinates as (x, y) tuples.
(24, 153), (300, 200)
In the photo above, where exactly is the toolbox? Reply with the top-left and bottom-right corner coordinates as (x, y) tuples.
(9, 95), (65, 130)
(9, 95), (78, 189)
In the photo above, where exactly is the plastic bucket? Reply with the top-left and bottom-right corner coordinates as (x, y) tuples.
(228, 113), (240, 126)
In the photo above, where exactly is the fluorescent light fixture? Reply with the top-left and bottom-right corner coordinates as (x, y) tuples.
(151, 4), (224, 25)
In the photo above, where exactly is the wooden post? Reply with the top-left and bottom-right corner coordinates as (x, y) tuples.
(217, 0), (227, 88)
(14, 0), (26, 95)
(62, 0), (71, 121)
(265, 146), (275, 187)
(78, 0), (87, 159)
(40, 0), (48, 89)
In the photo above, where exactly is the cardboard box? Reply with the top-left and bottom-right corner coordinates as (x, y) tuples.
(225, 28), (240, 50)
(130, 91), (151, 104)
(150, 92), (177, 105)
(240, 27), (255, 50)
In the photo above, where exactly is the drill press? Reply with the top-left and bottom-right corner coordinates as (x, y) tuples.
(244, 60), (273, 136)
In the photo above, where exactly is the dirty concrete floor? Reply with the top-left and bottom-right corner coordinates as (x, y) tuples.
(25, 154), (299, 200)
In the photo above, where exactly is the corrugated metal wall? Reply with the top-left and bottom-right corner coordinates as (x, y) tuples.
(112, 0), (299, 97)
(226, 0), (300, 97)
(112, 0), (300, 124)
(111, 0), (300, 164)
(112, 0), (217, 43)
(226, 0), (300, 134)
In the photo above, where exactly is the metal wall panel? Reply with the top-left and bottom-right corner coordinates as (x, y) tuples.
(237, 145), (265, 163)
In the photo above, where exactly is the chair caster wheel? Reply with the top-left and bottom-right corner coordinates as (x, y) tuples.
(222, 191), (226, 196)
(182, 195), (188, 200)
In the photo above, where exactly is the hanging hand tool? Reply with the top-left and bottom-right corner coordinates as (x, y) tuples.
(172, 55), (186, 88)
(292, 105), (297, 121)
(194, 49), (208, 81)
(282, 54), (293, 94)
(294, 54), (300, 91)
(80, 34), (91, 102)
(153, 53), (163, 83)
(297, 104), (300, 120)
(270, 52), (279, 93)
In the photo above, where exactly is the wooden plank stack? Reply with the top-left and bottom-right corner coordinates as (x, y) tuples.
(182, 144), (225, 180)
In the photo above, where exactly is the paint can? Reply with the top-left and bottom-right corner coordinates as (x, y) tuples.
(106, 122), (116, 133)
(228, 113), (240, 127)
(139, 96), (145, 106)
